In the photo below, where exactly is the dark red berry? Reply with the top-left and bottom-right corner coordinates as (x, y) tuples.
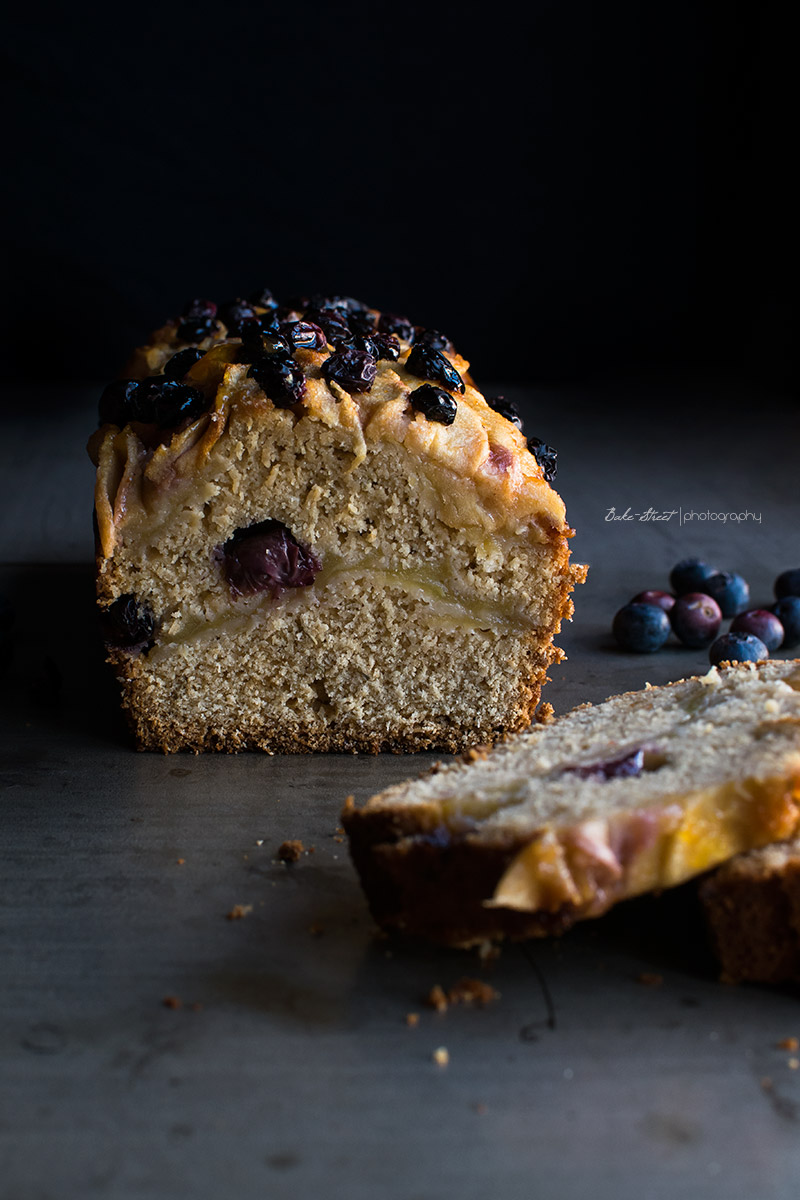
(409, 384), (457, 425)
(102, 594), (155, 650)
(487, 396), (523, 430)
(566, 747), (647, 781)
(220, 520), (320, 599)
(281, 320), (328, 351)
(405, 344), (464, 393)
(378, 312), (415, 342)
(670, 593), (722, 648)
(163, 348), (205, 379)
(321, 348), (377, 393)
(528, 437), (557, 482)
(248, 357), (307, 407)
(730, 609), (784, 651)
(630, 590), (676, 613)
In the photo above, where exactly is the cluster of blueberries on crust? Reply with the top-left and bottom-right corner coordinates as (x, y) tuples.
(613, 559), (800, 665)
(96, 289), (558, 482)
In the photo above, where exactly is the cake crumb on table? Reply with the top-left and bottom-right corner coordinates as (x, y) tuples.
(789, 1058), (800, 1070)
(777, 1037), (799, 1051)
(405, 1013), (420, 1027)
(226, 904), (253, 920)
(163, 995), (182, 1009)
(425, 985), (449, 1012)
(277, 839), (304, 863)
(636, 972), (664, 987)
(432, 1047), (449, 1067)
(425, 978), (500, 1012)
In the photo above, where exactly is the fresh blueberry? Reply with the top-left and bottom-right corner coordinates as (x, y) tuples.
(709, 632), (769, 667)
(630, 589), (676, 613)
(612, 603), (671, 652)
(248, 357), (307, 407)
(220, 519), (320, 599)
(527, 437), (557, 483)
(409, 384), (457, 425)
(377, 312), (415, 342)
(163, 348), (205, 379)
(321, 348), (377, 394)
(487, 396), (523, 430)
(281, 320), (328, 351)
(772, 597), (800, 648)
(669, 558), (718, 595)
(730, 609), (784, 651)
(101, 595), (155, 650)
(775, 569), (800, 600)
(670, 593), (722, 648)
(405, 344), (465, 393)
(703, 571), (750, 618)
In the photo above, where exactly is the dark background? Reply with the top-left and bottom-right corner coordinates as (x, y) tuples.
(1, 0), (795, 393)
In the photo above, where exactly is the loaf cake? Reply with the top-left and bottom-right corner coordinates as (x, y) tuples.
(700, 839), (800, 984)
(343, 660), (800, 945)
(88, 291), (584, 752)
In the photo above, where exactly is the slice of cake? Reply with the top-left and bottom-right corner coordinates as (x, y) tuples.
(700, 840), (800, 984)
(88, 292), (584, 752)
(342, 660), (800, 945)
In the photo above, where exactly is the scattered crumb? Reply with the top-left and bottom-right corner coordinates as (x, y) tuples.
(432, 1047), (449, 1067)
(309, 922), (325, 937)
(789, 1058), (800, 1071)
(277, 839), (304, 863)
(256, 839), (264, 846)
(425, 978), (500, 1012)
(761, 1077), (773, 1091)
(226, 904), (253, 920)
(342, 795), (355, 814)
(335, 826), (345, 835)
(637, 972), (664, 987)
(242, 854), (249, 861)
(405, 1013), (420, 1027)
(478, 941), (501, 963)
(163, 996), (182, 1010)
(190, 1003), (203, 1012)
(176, 858), (185, 865)
(425, 985), (449, 1013)
(308, 846), (316, 854)
(333, 836), (345, 844)
(777, 1037), (799, 1051)
(536, 702), (555, 724)
(462, 744), (490, 764)
(474, 1103), (488, 1115)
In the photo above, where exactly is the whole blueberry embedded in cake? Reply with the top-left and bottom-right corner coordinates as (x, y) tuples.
(730, 609), (784, 651)
(703, 571), (750, 618)
(527, 438), (557, 483)
(102, 594), (155, 651)
(772, 596), (800, 648)
(487, 396), (523, 430)
(409, 384), (458, 426)
(220, 520), (321, 599)
(377, 312), (415, 342)
(612, 603), (671, 652)
(321, 348), (378, 394)
(565, 746), (648, 781)
(405, 344), (465, 394)
(163, 348), (206, 379)
(708, 632), (769, 666)
(775, 569), (800, 600)
(669, 558), (718, 596)
(248, 357), (307, 407)
(630, 590), (676, 613)
(99, 378), (208, 428)
(98, 379), (146, 426)
(669, 593), (722, 648)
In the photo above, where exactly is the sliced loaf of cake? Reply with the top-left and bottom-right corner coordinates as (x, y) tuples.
(88, 292), (584, 752)
(343, 660), (800, 945)
(700, 839), (800, 983)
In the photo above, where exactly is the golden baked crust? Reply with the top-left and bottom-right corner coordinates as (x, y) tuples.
(89, 294), (584, 753)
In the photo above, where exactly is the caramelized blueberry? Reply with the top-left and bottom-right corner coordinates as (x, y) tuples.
(163, 348), (205, 379)
(371, 332), (401, 361)
(221, 519), (320, 599)
(248, 287), (279, 311)
(239, 319), (291, 358)
(378, 312), (415, 342)
(409, 384), (457, 425)
(248, 357), (307, 407)
(281, 320), (328, 351)
(98, 379), (144, 426)
(102, 594), (155, 650)
(487, 396), (523, 430)
(566, 747), (647, 780)
(321, 348), (377, 393)
(527, 437), (557, 482)
(347, 308), (379, 336)
(304, 307), (354, 348)
(405, 344), (465, 393)
(218, 298), (258, 336)
(416, 328), (453, 353)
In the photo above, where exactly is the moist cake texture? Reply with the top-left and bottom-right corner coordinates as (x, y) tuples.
(89, 292), (584, 752)
(343, 660), (800, 944)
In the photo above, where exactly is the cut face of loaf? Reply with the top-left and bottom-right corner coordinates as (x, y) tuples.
(90, 300), (583, 752)
(700, 838), (800, 984)
(343, 661), (800, 945)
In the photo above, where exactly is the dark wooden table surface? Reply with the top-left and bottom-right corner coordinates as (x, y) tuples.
(2, 382), (799, 1200)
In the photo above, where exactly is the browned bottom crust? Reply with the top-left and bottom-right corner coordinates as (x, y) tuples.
(700, 852), (800, 984)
